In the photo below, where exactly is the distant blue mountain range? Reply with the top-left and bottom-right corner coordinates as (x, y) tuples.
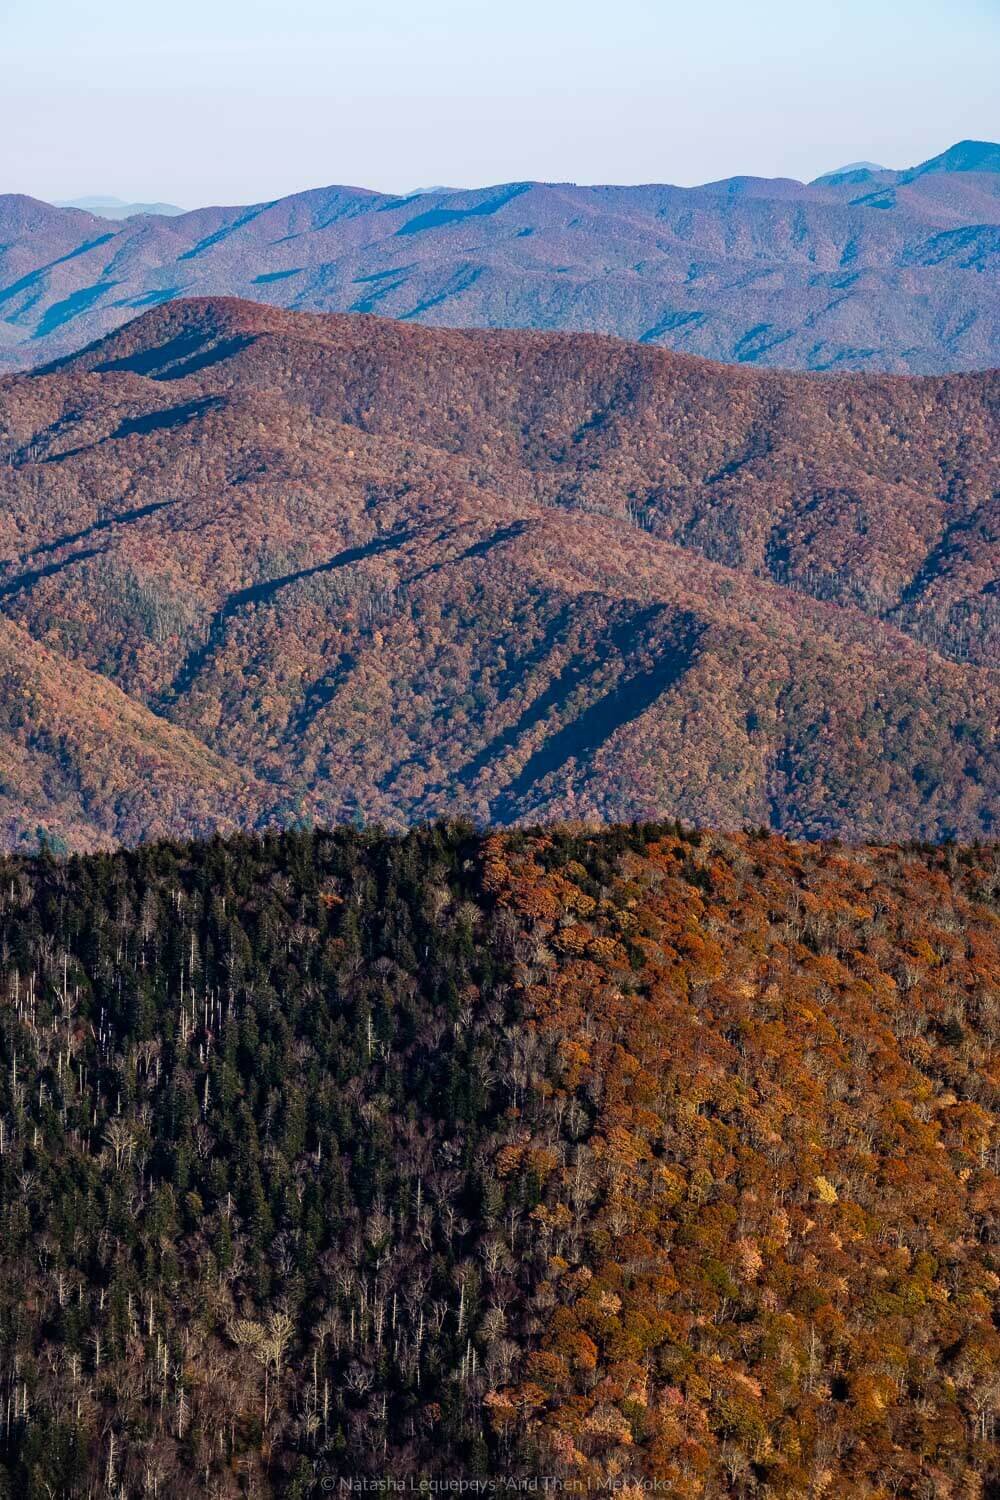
(54, 196), (185, 219)
(0, 139), (994, 374)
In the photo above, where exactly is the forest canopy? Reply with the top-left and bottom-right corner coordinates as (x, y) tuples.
(0, 820), (998, 1497)
(1, 300), (997, 850)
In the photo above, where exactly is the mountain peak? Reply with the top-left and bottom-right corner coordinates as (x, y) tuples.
(903, 139), (1000, 179)
(813, 158), (885, 179)
(810, 160), (890, 187)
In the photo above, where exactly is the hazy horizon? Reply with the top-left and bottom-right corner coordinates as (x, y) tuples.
(32, 136), (996, 217)
(3, 0), (997, 208)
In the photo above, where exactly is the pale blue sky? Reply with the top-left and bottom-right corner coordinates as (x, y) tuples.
(2, 0), (997, 207)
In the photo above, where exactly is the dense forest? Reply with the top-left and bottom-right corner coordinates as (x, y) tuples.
(0, 300), (998, 850)
(0, 821), (998, 1497)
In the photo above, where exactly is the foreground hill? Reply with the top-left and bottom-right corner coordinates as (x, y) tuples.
(0, 298), (997, 848)
(0, 823), (998, 1496)
(0, 139), (998, 374)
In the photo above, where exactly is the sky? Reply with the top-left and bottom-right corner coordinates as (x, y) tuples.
(2, 0), (998, 207)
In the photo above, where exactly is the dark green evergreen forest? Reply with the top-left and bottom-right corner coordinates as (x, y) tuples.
(0, 824), (534, 1496)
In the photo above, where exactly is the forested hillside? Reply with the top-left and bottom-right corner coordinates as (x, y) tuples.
(0, 299), (997, 850)
(1, 822), (998, 1496)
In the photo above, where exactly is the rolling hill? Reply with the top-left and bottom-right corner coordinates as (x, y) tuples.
(0, 298), (996, 850)
(0, 139), (997, 375)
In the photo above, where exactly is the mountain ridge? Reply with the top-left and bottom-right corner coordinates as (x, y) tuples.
(903, 138), (1000, 179)
(2, 139), (998, 375)
(0, 297), (996, 851)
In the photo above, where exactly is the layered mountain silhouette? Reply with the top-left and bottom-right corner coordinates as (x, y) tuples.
(0, 140), (997, 374)
(0, 297), (995, 849)
(54, 195), (185, 219)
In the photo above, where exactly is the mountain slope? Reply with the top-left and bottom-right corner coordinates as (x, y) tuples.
(1, 140), (999, 375)
(0, 823), (998, 1496)
(0, 298), (996, 848)
(0, 614), (257, 850)
(903, 139), (1000, 179)
(43, 298), (1000, 669)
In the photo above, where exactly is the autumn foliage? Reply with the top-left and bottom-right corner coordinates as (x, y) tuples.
(0, 300), (997, 849)
(479, 825), (1000, 1495)
(0, 820), (997, 1496)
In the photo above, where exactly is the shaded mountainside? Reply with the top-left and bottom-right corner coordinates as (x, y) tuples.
(0, 298), (997, 850)
(0, 615), (258, 851)
(1, 140), (998, 375)
(0, 822), (998, 1497)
